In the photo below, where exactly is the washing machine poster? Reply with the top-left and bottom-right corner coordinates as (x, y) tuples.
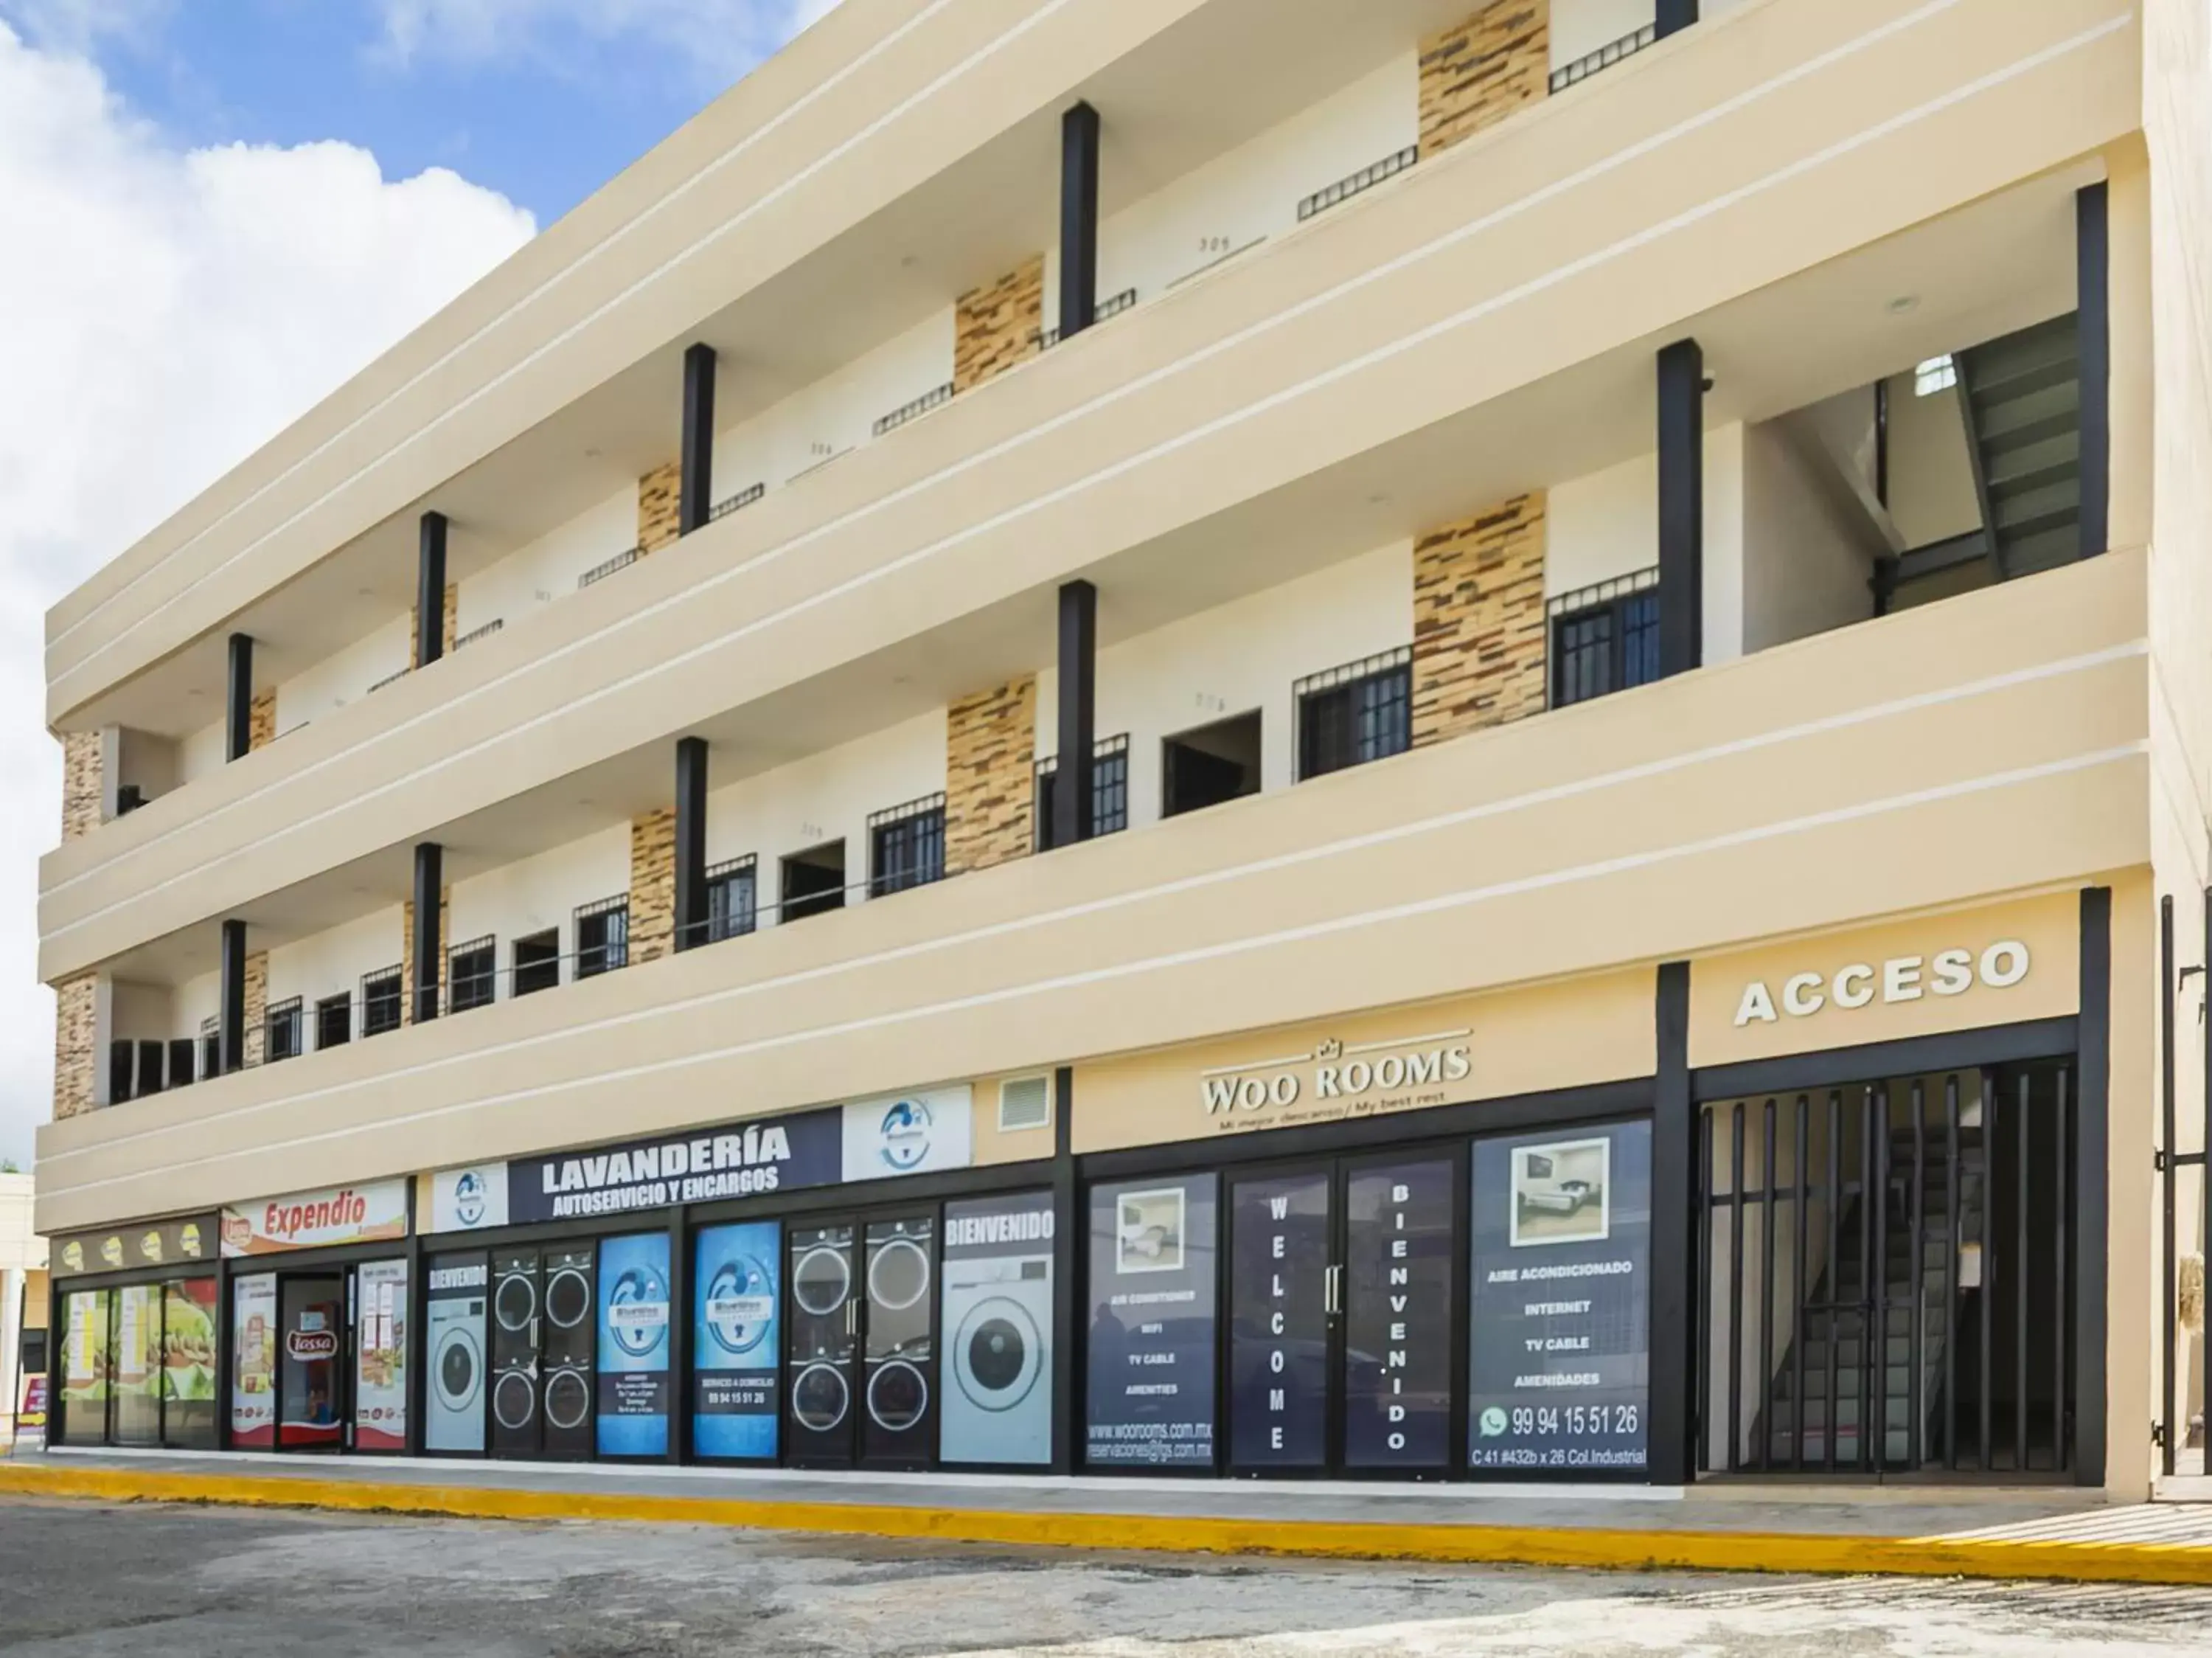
(597, 1232), (672, 1456)
(940, 1191), (1054, 1466)
(352, 1259), (410, 1451)
(692, 1222), (781, 1460)
(425, 1252), (489, 1454)
(1467, 1120), (1652, 1471)
(1085, 1173), (1219, 1468)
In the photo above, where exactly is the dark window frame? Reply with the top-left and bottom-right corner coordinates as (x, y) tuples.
(448, 934), (497, 1012)
(361, 966), (403, 1038)
(706, 856), (758, 944)
(512, 929), (561, 996)
(199, 1020), (219, 1083)
(868, 793), (947, 898)
(1034, 733), (1131, 851)
(1161, 710), (1265, 820)
(1548, 569), (1661, 710)
(166, 1037), (196, 1091)
(574, 895), (630, 979)
(1293, 646), (1412, 783)
(264, 996), (304, 1064)
(314, 994), (351, 1052)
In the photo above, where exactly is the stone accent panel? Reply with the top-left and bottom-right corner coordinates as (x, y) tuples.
(630, 809), (676, 963)
(248, 689), (277, 752)
(408, 582), (460, 668)
(945, 676), (1036, 875)
(52, 971), (96, 1120)
(638, 462), (682, 554)
(243, 950), (268, 1067)
(955, 256), (1045, 394)
(61, 732), (102, 842)
(1411, 492), (1548, 747)
(400, 890), (451, 1027)
(1419, 1), (1549, 158)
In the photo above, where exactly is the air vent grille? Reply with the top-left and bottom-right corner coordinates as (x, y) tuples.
(998, 1075), (1051, 1133)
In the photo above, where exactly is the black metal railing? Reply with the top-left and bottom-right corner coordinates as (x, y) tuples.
(453, 619), (504, 651)
(1294, 646), (1412, 782)
(707, 482), (766, 522)
(1696, 1064), (2074, 1479)
(1549, 22), (1656, 93)
(1034, 733), (1131, 850)
(1548, 568), (1659, 710)
(574, 894), (630, 978)
(578, 546), (641, 590)
(868, 792), (947, 896)
(873, 382), (955, 437)
(366, 667), (409, 695)
(1298, 145), (1418, 222)
(1038, 287), (1138, 350)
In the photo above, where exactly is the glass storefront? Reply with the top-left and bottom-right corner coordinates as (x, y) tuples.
(57, 1276), (221, 1451)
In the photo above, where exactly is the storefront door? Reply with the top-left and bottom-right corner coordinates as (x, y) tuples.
(276, 1274), (347, 1451)
(488, 1246), (597, 1460)
(1225, 1151), (1458, 1479)
(785, 1208), (936, 1470)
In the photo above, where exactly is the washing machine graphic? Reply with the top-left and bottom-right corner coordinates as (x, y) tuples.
(785, 1223), (858, 1463)
(941, 1249), (1051, 1465)
(488, 1251), (540, 1456)
(425, 1260), (487, 1454)
(540, 1246), (598, 1460)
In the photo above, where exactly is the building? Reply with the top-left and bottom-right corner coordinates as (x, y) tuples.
(32, 0), (2212, 1497)
(0, 1176), (49, 1443)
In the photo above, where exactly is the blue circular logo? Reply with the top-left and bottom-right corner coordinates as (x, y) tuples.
(607, 1266), (669, 1359)
(453, 1170), (487, 1228)
(877, 1098), (933, 1171)
(704, 1256), (775, 1357)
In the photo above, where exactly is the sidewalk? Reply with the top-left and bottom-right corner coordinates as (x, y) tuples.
(5, 1446), (2208, 1586)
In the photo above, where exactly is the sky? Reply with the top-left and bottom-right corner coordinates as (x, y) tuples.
(0, 0), (839, 1168)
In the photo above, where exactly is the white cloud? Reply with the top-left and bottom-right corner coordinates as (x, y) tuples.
(373, 0), (836, 82)
(0, 24), (535, 1167)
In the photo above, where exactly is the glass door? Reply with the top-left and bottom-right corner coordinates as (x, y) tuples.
(860, 1213), (936, 1468)
(276, 1274), (347, 1450)
(489, 1249), (542, 1457)
(785, 1222), (858, 1467)
(540, 1246), (597, 1460)
(1225, 1151), (1460, 1478)
(159, 1279), (220, 1449)
(58, 1288), (111, 1446)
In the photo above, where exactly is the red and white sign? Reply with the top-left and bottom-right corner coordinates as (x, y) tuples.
(221, 1180), (408, 1256)
(285, 1329), (338, 1362)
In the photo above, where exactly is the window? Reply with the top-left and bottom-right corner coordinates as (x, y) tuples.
(199, 1019), (219, 1082)
(448, 935), (496, 1012)
(1162, 711), (1263, 819)
(868, 794), (947, 897)
(513, 930), (560, 996)
(1548, 571), (1660, 710)
(314, 996), (350, 1052)
(265, 998), (303, 1064)
(706, 857), (757, 944)
(167, 1038), (196, 1091)
(1294, 647), (1411, 781)
(361, 968), (403, 1037)
(575, 897), (630, 979)
(780, 842), (846, 924)
(1034, 734), (1130, 850)
(1915, 353), (1958, 397)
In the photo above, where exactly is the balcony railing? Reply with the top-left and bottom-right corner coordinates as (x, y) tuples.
(453, 619), (504, 651)
(872, 382), (954, 438)
(577, 547), (641, 590)
(1037, 287), (1138, 350)
(1298, 146), (1418, 223)
(1550, 23), (1657, 93)
(708, 482), (766, 522)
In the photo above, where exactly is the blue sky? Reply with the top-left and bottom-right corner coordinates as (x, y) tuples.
(2, 0), (824, 224)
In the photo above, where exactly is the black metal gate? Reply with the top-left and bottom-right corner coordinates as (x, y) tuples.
(1696, 1063), (2075, 1478)
(2157, 892), (2209, 1478)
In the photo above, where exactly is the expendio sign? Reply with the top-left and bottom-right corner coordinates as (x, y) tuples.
(1732, 939), (2030, 1027)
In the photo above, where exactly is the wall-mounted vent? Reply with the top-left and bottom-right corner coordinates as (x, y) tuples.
(998, 1075), (1051, 1133)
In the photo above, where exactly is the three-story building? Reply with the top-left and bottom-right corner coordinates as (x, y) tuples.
(35, 0), (2212, 1499)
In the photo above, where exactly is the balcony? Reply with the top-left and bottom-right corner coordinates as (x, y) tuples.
(37, 547), (2150, 1232)
(37, 0), (2140, 991)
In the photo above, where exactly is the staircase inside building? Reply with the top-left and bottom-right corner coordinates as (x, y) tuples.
(1955, 313), (2084, 580)
(1758, 1127), (1986, 1471)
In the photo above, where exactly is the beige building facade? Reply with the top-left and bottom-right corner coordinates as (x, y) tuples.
(32, 0), (2212, 1497)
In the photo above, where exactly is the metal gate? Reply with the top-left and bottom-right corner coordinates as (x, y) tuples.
(1696, 1064), (2076, 1478)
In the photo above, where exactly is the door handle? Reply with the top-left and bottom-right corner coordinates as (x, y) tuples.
(1324, 1264), (1342, 1317)
(846, 1300), (859, 1339)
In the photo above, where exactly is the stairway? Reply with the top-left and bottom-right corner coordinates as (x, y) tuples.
(1756, 1131), (1985, 1470)
(1955, 314), (2083, 580)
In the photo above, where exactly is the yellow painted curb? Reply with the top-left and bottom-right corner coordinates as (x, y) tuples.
(2, 1463), (2206, 1586)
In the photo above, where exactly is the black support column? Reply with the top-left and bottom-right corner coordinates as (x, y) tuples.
(1058, 102), (1101, 344)
(220, 919), (246, 1074)
(1050, 1066), (1078, 1474)
(2076, 181), (2110, 561)
(412, 842), (442, 1024)
(672, 737), (709, 952)
(1053, 580), (1096, 850)
(2074, 887), (2111, 1486)
(680, 343), (717, 535)
(1656, 339), (1704, 679)
(225, 634), (254, 762)
(1655, 0), (1698, 39)
(1649, 962), (1694, 1486)
(416, 511), (448, 670)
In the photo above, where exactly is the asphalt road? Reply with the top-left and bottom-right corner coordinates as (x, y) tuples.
(1, 1497), (2208, 1657)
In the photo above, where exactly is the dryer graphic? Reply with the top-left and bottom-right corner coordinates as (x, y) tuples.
(425, 1286), (486, 1453)
(941, 1246), (1051, 1465)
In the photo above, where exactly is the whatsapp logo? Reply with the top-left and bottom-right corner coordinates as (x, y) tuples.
(1478, 1406), (1509, 1438)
